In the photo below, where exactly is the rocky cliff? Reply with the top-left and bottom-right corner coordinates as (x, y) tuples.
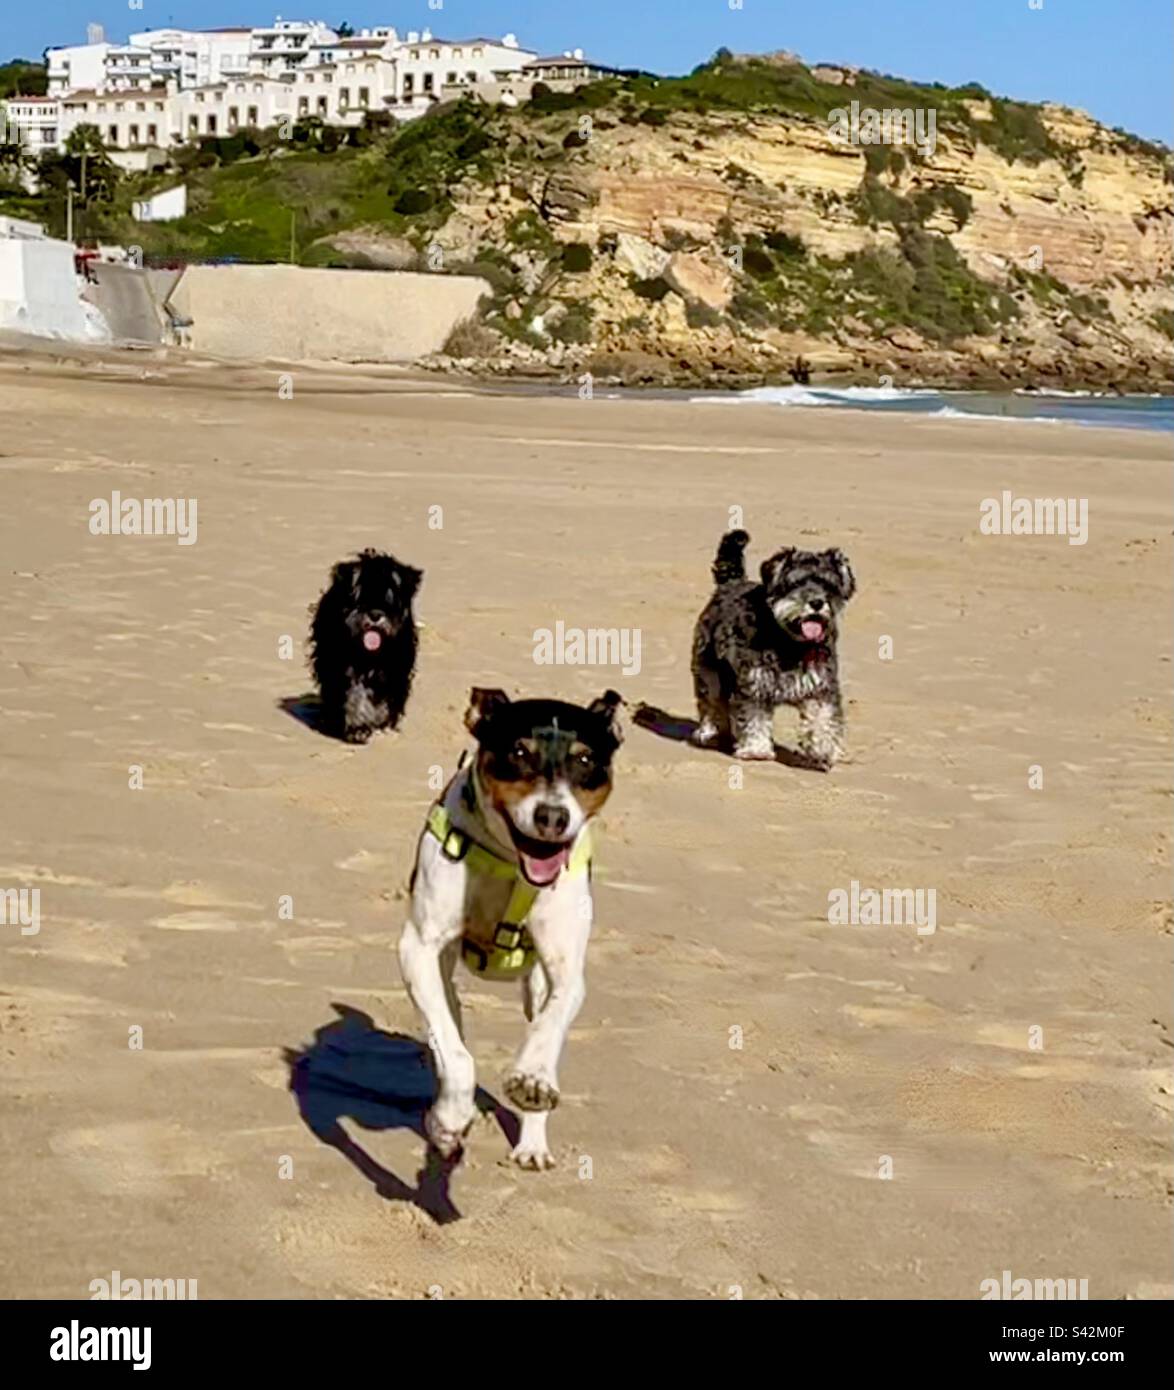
(382, 55), (1172, 389)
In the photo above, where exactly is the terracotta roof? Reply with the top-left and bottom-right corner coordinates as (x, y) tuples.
(64, 88), (170, 101)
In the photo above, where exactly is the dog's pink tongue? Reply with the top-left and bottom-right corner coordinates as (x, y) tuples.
(362, 630), (382, 651)
(800, 619), (825, 641)
(520, 846), (570, 887)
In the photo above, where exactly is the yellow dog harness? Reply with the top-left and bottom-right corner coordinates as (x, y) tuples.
(425, 802), (592, 979)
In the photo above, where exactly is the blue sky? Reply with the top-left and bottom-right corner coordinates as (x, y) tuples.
(5, 1), (1170, 141)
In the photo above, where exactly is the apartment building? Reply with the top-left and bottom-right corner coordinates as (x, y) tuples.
(247, 19), (339, 78)
(49, 28), (255, 95)
(127, 28), (254, 89)
(24, 17), (569, 154)
(391, 30), (533, 106)
(2, 97), (61, 154)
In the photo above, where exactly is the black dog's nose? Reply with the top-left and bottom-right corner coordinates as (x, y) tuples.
(533, 803), (570, 837)
(808, 597), (826, 612)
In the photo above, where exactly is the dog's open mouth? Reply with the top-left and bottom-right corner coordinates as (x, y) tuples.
(799, 617), (827, 642)
(361, 630), (383, 651)
(506, 825), (572, 887)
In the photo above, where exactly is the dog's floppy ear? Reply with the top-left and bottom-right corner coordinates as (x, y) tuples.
(464, 687), (509, 736)
(402, 564), (423, 597)
(759, 547), (795, 590)
(589, 689), (624, 745)
(330, 558), (357, 589)
(825, 548), (856, 600)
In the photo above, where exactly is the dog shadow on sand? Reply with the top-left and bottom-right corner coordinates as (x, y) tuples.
(631, 702), (828, 772)
(285, 1004), (519, 1225)
(277, 692), (338, 740)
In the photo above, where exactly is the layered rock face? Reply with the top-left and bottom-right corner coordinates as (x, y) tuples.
(411, 73), (1172, 388)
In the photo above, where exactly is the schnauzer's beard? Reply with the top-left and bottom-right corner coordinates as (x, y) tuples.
(771, 595), (834, 644)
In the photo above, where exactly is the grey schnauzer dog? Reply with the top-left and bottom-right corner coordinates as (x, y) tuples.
(691, 530), (855, 766)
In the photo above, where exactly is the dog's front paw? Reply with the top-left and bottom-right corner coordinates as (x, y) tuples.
(509, 1138), (556, 1171)
(733, 743), (774, 761)
(425, 1106), (474, 1158)
(692, 718), (722, 747)
(504, 1070), (560, 1112)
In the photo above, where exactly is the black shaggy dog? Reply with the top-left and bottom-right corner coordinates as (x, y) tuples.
(692, 529), (855, 767)
(309, 550), (422, 743)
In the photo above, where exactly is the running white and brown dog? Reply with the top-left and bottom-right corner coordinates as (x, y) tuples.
(398, 687), (622, 1170)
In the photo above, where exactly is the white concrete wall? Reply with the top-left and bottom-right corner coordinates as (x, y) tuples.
(168, 264), (491, 362)
(0, 238), (109, 341)
(47, 43), (111, 95)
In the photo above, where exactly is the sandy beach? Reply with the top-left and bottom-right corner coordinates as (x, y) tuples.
(0, 352), (1170, 1300)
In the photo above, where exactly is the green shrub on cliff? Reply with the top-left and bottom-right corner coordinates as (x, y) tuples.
(971, 98), (1064, 165)
(561, 242), (594, 273)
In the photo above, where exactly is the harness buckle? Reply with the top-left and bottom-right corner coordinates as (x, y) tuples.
(493, 923), (525, 951)
(441, 828), (469, 861)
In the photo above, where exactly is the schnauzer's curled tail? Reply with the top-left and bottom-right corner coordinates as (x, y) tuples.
(712, 529), (750, 585)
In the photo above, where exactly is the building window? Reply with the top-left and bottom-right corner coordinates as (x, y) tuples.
(323, 73), (333, 82)
(466, 71), (477, 83)
(403, 74), (414, 95)
(155, 101), (164, 111)
(297, 97), (308, 115)
(129, 125), (140, 145)
(188, 115), (198, 132)
(446, 71), (457, 84)
(473, 47), (482, 57)
(252, 83), (262, 92)
(228, 107), (239, 129)
(365, 63), (374, 72)
(316, 96), (327, 115)
(147, 123), (157, 142)
(109, 124), (118, 143)
(422, 73), (433, 93)
(358, 86), (369, 106)
(136, 101), (146, 111)
(429, 48), (440, 59)
(305, 74), (314, 83)
(410, 50), (419, 60)
(454, 48), (463, 58)
(247, 105), (259, 124)
(207, 114), (217, 133)
(339, 87), (350, 109)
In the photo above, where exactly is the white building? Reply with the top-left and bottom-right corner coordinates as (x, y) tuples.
(392, 30), (533, 107)
(59, 88), (173, 152)
(127, 28), (254, 90)
(132, 185), (187, 222)
(31, 17), (573, 154)
(47, 43), (112, 96)
(247, 18), (339, 78)
(446, 51), (623, 106)
(2, 97), (62, 154)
